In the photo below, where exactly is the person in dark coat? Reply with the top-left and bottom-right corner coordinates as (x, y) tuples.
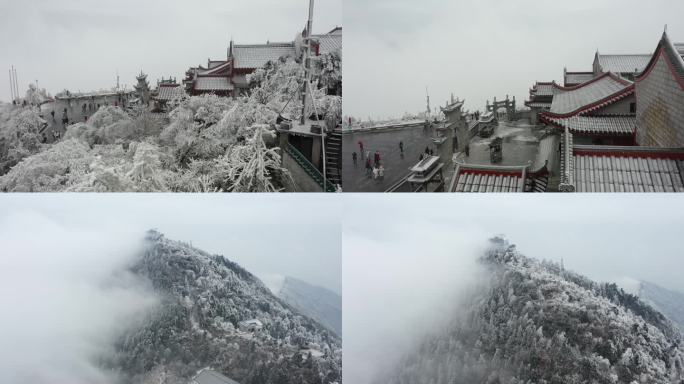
(352, 151), (358, 166)
(365, 157), (372, 176)
(373, 150), (381, 166)
(399, 141), (404, 153)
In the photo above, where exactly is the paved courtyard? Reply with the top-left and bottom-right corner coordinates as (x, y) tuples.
(342, 124), (437, 192)
(463, 121), (544, 167)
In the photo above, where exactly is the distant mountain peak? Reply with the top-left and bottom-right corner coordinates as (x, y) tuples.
(106, 231), (341, 384)
(380, 238), (684, 384)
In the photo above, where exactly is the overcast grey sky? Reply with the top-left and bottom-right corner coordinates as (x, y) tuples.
(0, 194), (341, 293)
(344, 0), (684, 120)
(0, 0), (341, 102)
(343, 194), (684, 384)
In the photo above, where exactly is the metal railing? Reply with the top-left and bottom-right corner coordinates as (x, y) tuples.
(285, 144), (336, 192)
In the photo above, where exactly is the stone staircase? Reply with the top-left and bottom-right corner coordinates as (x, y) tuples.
(325, 128), (343, 188)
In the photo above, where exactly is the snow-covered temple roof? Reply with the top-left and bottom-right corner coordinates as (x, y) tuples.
(194, 77), (233, 91)
(564, 72), (595, 87)
(542, 115), (636, 136)
(232, 42), (296, 69)
(312, 32), (342, 55)
(596, 53), (652, 74)
(636, 31), (684, 86)
(530, 82), (558, 97)
(547, 73), (633, 116)
(449, 164), (527, 193)
(560, 135), (684, 192)
(156, 84), (186, 101)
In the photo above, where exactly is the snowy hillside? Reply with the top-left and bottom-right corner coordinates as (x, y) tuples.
(262, 275), (342, 337)
(379, 238), (684, 384)
(0, 55), (341, 192)
(106, 230), (341, 384)
(639, 281), (684, 334)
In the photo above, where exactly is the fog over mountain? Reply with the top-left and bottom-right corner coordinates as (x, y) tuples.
(343, 195), (684, 384)
(0, 211), (158, 383)
(0, 195), (341, 384)
(377, 238), (684, 383)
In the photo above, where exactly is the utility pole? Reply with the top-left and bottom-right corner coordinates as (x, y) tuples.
(8, 69), (14, 101)
(300, 0), (314, 126)
(425, 86), (431, 121)
(13, 66), (19, 101)
(299, 0), (328, 191)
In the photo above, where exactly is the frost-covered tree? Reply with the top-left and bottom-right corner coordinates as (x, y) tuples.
(0, 104), (46, 174)
(0, 54), (340, 191)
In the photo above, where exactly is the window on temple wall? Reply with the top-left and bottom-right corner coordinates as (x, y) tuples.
(630, 102), (636, 114)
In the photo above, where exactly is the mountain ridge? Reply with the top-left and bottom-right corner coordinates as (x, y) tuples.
(106, 230), (342, 384)
(379, 238), (684, 384)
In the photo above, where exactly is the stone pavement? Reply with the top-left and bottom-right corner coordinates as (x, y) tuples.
(342, 124), (437, 192)
(463, 121), (542, 167)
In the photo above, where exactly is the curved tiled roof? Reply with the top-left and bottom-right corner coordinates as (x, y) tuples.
(597, 54), (651, 74)
(157, 84), (186, 101)
(636, 32), (684, 89)
(571, 146), (684, 192)
(194, 77), (233, 91)
(449, 164), (527, 193)
(232, 43), (296, 69)
(531, 82), (557, 96)
(546, 73), (632, 116)
(543, 115), (636, 135)
(525, 101), (552, 108)
(564, 72), (595, 86)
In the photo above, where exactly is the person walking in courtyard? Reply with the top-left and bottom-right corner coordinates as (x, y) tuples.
(374, 150), (381, 166)
(399, 141), (404, 154)
(365, 157), (372, 176)
(50, 110), (55, 120)
(352, 151), (358, 166)
(358, 140), (364, 155)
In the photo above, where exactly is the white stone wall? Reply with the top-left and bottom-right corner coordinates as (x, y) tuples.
(636, 53), (684, 147)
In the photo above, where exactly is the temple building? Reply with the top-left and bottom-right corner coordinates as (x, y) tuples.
(523, 29), (684, 193)
(559, 127), (684, 192)
(152, 77), (186, 111)
(183, 27), (342, 97)
(592, 52), (652, 80)
(634, 32), (684, 147)
(538, 73), (637, 146)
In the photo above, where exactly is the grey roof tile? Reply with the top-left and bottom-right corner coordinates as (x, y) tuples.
(194, 77), (233, 91)
(549, 75), (630, 115)
(598, 54), (652, 74)
(156, 85), (186, 101)
(312, 33), (342, 55)
(232, 43), (296, 69)
(572, 146), (684, 192)
(546, 115), (636, 135)
(564, 72), (595, 86)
